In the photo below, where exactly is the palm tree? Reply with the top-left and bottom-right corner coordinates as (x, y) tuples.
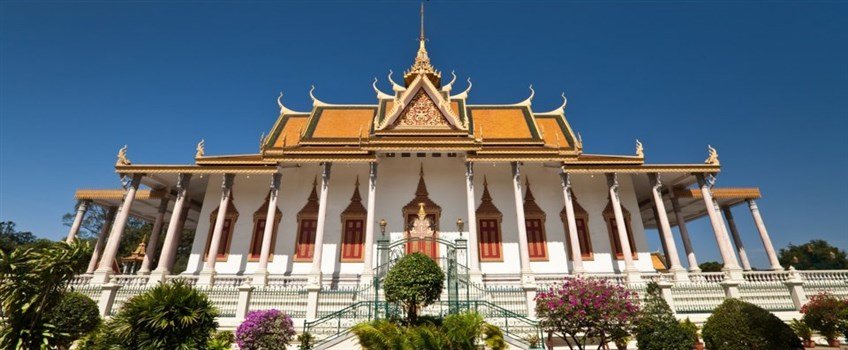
(107, 280), (219, 349)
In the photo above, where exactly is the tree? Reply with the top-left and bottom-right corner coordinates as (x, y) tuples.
(702, 298), (802, 350)
(535, 277), (640, 350)
(0, 221), (36, 254)
(382, 252), (445, 323)
(634, 283), (694, 350)
(106, 280), (219, 349)
(0, 241), (91, 349)
(698, 261), (723, 272)
(779, 240), (848, 270)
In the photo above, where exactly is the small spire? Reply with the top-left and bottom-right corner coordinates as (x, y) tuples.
(420, 2), (425, 42)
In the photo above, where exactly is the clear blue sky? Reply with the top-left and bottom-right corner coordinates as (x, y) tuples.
(1, 1), (846, 268)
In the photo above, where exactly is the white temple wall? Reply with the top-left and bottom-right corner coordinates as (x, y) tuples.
(186, 159), (655, 276)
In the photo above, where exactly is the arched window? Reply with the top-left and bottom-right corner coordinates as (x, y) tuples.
(402, 165), (441, 260)
(294, 179), (319, 262)
(476, 176), (503, 262)
(561, 193), (594, 260)
(340, 178), (367, 262)
(523, 178), (548, 261)
(247, 192), (282, 261)
(204, 192), (239, 261)
(603, 197), (638, 260)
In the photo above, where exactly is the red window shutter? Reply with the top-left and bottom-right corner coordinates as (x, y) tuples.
(525, 219), (547, 259)
(342, 219), (365, 260)
(478, 219), (502, 260)
(296, 219), (317, 260)
(575, 218), (591, 258)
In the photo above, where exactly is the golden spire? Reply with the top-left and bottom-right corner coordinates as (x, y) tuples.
(404, 3), (441, 87)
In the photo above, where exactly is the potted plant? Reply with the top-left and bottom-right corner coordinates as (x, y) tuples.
(790, 319), (815, 348)
(680, 318), (704, 350)
(802, 292), (848, 347)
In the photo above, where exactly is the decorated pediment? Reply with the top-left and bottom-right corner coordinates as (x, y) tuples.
(376, 75), (467, 131)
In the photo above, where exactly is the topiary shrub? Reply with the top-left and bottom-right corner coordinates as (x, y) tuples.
(702, 298), (802, 350)
(383, 252), (444, 323)
(44, 291), (101, 349)
(108, 280), (219, 349)
(634, 283), (693, 350)
(236, 309), (296, 350)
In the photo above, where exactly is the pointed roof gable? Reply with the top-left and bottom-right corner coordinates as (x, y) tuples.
(341, 177), (367, 217)
(523, 177), (546, 219)
(298, 177), (320, 218)
(403, 164), (442, 216)
(476, 176), (502, 218)
(377, 75), (466, 132)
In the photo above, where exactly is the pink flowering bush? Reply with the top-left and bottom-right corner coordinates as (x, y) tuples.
(534, 277), (640, 350)
(236, 309), (296, 350)
(802, 292), (848, 343)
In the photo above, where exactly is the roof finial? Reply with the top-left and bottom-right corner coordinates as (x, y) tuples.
(420, 2), (426, 42)
(635, 139), (644, 158)
(705, 145), (720, 165)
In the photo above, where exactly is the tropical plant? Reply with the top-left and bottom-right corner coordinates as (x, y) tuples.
(802, 292), (848, 343)
(298, 332), (315, 350)
(779, 240), (848, 270)
(236, 309), (297, 350)
(207, 331), (234, 350)
(44, 292), (101, 349)
(790, 319), (814, 347)
(107, 280), (218, 349)
(534, 277), (640, 350)
(0, 240), (91, 349)
(382, 252), (445, 323)
(634, 283), (694, 350)
(351, 312), (506, 350)
(702, 298), (802, 350)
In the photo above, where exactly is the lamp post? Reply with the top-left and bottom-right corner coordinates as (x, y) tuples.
(456, 218), (464, 237)
(379, 218), (387, 236)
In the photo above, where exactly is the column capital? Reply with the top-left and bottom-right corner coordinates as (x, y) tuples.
(605, 172), (619, 189)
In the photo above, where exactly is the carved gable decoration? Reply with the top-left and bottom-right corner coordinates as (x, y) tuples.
(395, 90), (450, 128)
(377, 75), (467, 131)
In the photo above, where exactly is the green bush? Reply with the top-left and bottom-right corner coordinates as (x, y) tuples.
(107, 280), (219, 349)
(702, 299), (802, 350)
(383, 252), (444, 322)
(679, 318), (699, 344)
(44, 292), (101, 348)
(351, 312), (506, 350)
(634, 283), (693, 350)
(208, 331), (234, 350)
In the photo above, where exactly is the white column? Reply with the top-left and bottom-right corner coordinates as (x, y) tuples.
(651, 204), (671, 261)
(309, 163), (332, 282)
(648, 173), (687, 280)
(150, 174), (191, 283)
(92, 174), (142, 284)
(559, 169), (584, 274)
(253, 172), (282, 285)
(748, 199), (783, 270)
(669, 190), (700, 272)
(86, 206), (117, 274)
(361, 162), (379, 282)
(66, 200), (91, 243)
(510, 162), (533, 282)
(722, 206), (752, 271)
(606, 173), (639, 281)
(138, 195), (170, 275)
(199, 173), (235, 285)
(464, 162), (482, 280)
(695, 174), (742, 278)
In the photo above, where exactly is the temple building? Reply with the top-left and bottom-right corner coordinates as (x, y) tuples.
(63, 7), (845, 348)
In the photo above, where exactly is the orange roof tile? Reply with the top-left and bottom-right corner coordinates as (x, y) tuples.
(469, 107), (534, 139)
(311, 108), (375, 138)
(272, 115), (308, 148)
(535, 117), (571, 148)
